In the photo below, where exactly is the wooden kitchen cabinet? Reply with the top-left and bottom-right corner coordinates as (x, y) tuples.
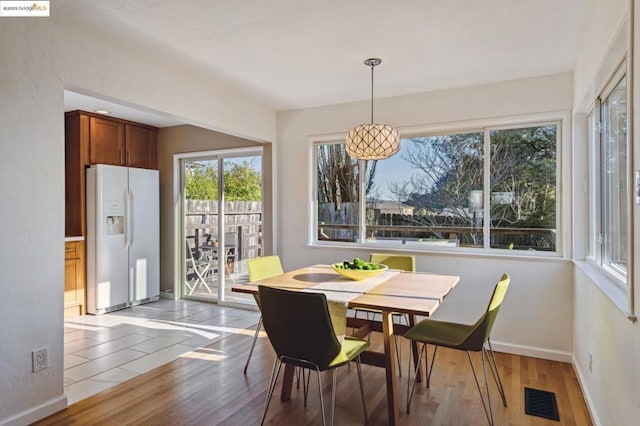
(88, 116), (125, 166)
(65, 110), (158, 236)
(125, 124), (158, 169)
(64, 240), (85, 318)
(85, 114), (157, 169)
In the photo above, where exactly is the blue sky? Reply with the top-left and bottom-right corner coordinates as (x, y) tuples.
(370, 142), (415, 200)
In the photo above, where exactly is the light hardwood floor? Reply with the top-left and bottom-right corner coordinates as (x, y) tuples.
(40, 308), (592, 425)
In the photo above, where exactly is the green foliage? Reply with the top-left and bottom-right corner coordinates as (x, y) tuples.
(224, 160), (262, 201)
(184, 160), (261, 201)
(489, 126), (556, 228)
(185, 162), (218, 200)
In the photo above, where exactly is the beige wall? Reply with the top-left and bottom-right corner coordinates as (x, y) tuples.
(276, 72), (576, 359)
(570, 1), (640, 425)
(157, 125), (272, 293)
(0, 17), (274, 424)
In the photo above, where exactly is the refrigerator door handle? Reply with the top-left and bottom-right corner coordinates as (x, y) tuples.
(129, 190), (134, 247)
(124, 190), (130, 249)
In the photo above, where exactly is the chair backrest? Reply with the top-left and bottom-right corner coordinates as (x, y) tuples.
(247, 256), (284, 283)
(185, 240), (197, 263)
(258, 286), (341, 370)
(369, 253), (415, 272)
(461, 273), (510, 351)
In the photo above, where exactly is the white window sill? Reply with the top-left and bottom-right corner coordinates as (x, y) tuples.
(309, 240), (565, 262)
(573, 260), (636, 322)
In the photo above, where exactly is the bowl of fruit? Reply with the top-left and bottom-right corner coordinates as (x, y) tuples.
(332, 258), (388, 281)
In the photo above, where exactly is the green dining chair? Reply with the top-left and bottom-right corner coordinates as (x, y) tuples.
(369, 253), (415, 271)
(243, 256), (284, 374)
(258, 285), (370, 426)
(352, 253), (416, 376)
(404, 273), (510, 425)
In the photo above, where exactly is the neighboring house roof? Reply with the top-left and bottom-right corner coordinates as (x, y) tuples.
(367, 200), (414, 215)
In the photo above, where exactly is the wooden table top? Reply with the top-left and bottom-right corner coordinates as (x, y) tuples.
(232, 265), (459, 317)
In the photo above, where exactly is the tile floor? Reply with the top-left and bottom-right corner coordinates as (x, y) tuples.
(63, 298), (260, 405)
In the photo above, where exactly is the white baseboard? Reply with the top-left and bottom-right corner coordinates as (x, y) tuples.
(571, 354), (601, 426)
(490, 340), (573, 363)
(160, 290), (177, 300)
(0, 394), (67, 426)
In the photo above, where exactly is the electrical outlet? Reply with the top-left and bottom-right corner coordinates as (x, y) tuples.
(588, 351), (592, 373)
(32, 347), (49, 372)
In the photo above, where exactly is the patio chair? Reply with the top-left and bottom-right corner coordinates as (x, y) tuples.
(185, 241), (213, 295)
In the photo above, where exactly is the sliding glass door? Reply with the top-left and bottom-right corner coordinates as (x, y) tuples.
(181, 149), (262, 304)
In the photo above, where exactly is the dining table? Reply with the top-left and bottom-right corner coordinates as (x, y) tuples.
(232, 264), (459, 425)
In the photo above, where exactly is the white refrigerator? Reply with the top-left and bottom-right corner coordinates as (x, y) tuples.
(86, 164), (160, 314)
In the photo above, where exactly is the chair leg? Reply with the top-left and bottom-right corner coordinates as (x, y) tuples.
(482, 348), (495, 425)
(486, 338), (507, 406)
(194, 265), (213, 294)
(303, 368), (312, 407)
(406, 342), (426, 414)
(185, 280), (195, 295)
(355, 356), (368, 424)
(260, 357), (283, 426)
(424, 344), (438, 388)
(330, 369), (337, 426)
(466, 350), (494, 426)
(243, 316), (263, 374)
(315, 366), (327, 426)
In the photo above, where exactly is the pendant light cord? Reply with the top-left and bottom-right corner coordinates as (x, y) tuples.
(370, 63), (374, 124)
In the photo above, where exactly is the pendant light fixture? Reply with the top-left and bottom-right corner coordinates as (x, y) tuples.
(345, 58), (400, 160)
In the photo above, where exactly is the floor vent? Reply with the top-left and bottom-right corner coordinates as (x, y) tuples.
(524, 387), (560, 421)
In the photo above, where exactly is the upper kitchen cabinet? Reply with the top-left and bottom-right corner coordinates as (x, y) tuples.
(125, 124), (158, 169)
(89, 116), (125, 166)
(81, 113), (158, 169)
(65, 110), (158, 236)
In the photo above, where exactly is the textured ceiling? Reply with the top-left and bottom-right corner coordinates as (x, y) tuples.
(57, 0), (592, 115)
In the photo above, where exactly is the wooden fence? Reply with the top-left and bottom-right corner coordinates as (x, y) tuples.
(318, 202), (556, 251)
(185, 200), (262, 261)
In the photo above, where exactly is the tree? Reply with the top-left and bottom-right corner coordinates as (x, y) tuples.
(184, 159), (262, 201)
(224, 160), (262, 201)
(489, 126), (556, 228)
(185, 161), (218, 200)
(388, 133), (484, 231)
(387, 125), (557, 248)
(316, 143), (377, 209)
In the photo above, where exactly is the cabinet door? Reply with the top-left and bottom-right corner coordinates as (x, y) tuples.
(125, 125), (157, 169)
(89, 117), (125, 165)
(64, 241), (85, 316)
(64, 258), (81, 306)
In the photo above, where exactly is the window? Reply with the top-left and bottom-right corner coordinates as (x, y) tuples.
(314, 120), (559, 253)
(316, 143), (360, 242)
(588, 69), (628, 284)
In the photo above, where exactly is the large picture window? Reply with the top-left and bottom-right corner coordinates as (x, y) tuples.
(314, 121), (559, 253)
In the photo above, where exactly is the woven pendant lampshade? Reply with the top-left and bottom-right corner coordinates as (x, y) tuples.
(345, 58), (400, 160)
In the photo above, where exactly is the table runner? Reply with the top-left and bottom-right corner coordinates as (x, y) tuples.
(305, 269), (401, 340)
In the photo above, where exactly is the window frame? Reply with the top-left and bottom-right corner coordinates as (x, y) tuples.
(310, 112), (569, 258)
(588, 62), (629, 288)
